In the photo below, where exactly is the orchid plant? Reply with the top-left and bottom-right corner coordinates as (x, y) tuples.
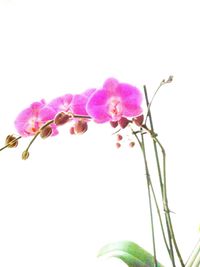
(0, 77), (199, 267)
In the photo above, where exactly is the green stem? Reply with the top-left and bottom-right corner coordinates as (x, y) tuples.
(143, 86), (164, 195)
(144, 76), (173, 125)
(154, 136), (185, 267)
(149, 176), (171, 255)
(131, 128), (171, 256)
(143, 85), (184, 267)
(192, 253), (200, 267)
(73, 114), (91, 119)
(140, 130), (158, 267)
(185, 239), (200, 267)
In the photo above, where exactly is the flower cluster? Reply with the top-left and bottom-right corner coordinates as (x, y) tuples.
(2, 76), (200, 267)
(14, 78), (143, 138)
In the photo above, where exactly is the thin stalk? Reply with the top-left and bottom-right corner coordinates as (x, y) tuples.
(149, 177), (171, 255)
(185, 239), (200, 267)
(143, 85), (164, 195)
(143, 85), (176, 266)
(73, 114), (91, 119)
(131, 128), (170, 255)
(192, 253), (200, 267)
(140, 130), (158, 267)
(144, 83), (163, 125)
(143, 85), (183, 267)
(144, 76), (173, 125)
(154, 136), (185, 267)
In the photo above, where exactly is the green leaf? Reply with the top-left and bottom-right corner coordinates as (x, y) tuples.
(98, 240), (165, 267)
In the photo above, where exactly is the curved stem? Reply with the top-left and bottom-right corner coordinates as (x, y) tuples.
(24, 119), (54, 155)
(144, 76), (173, 125)
(23, 114), (92, 156)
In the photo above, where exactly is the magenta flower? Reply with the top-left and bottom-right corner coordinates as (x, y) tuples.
(15, 100), (58, 137)
(48, 94), (73, 113)
(86, 78), (143, 123)
(71, 88), (96, 116)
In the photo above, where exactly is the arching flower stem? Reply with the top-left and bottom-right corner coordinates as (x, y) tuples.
(23, 119), (55, 157)
(22, 114), (92, 158)
(72, 114), (91, 119)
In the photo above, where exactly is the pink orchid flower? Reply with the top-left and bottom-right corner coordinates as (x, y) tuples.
(86, 78), (143, 123)
(15, 100), (58, 137)
(48, 94), (73, 113)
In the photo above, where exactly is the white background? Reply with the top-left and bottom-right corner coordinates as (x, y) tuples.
(0, 0), (200, 267)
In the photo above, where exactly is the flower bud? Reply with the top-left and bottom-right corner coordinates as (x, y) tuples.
(166, 75), (173, 83)
(74, 120), (88, 135)
(110, 121), (118, 128)
(129, 141), (135, 148)
(117, 134), (123, 141)
(118, 117), (130, 129)
(133, 114), (144, 126)
(69, 126), (75, 135)
(5, 135), (18, 148)
(22, 150), (29, 160)
(116, 142), (121, 149)
(54, 112), (71, 126)
(40, 125), (53, 139)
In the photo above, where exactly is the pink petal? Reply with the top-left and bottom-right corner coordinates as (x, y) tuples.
(86, 89), (112, 122)
(48, 94), (73, 113)
(103, 78), (119, 92)
(71, 89), (96, 116)
(116, 83), (143, 117)
(15, 108), (35, 136)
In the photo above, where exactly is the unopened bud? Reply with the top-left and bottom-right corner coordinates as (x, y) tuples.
(69, 126), (75, 135)
(74, 120), (88, 135)
(110, 121), (118, 128)
(116, 142), (121, 149)
(129, 141), (135, 148)
(22, 150), (29, 160)
(166, 75), (173, 83)
(117, 134), (123, 141)
(55, 112), (71, 126)
(133, 114), (144, 126)
(40, 126), (53, 139)
(5, 135), (18, 148)
(118, 117), (130, 129)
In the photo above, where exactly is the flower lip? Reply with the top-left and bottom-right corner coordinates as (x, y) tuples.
(107, 97), (123, 121)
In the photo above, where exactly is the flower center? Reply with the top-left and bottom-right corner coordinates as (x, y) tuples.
(26, 117), (43, 135)
(108, 98), (122, 120)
